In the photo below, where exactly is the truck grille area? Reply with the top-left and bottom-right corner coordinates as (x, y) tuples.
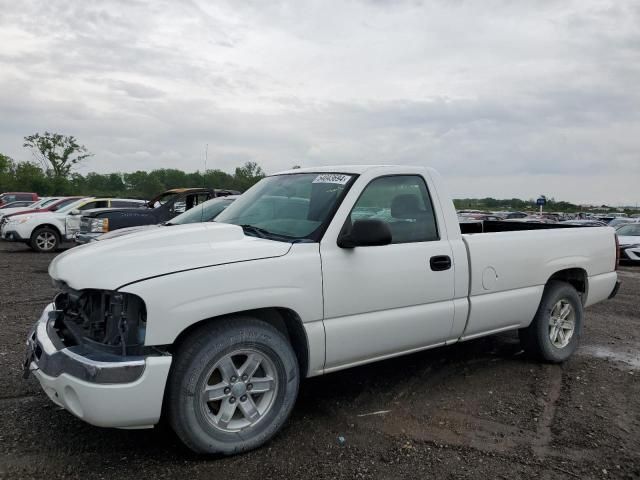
(79, 216), (91, 233)
(53, 289), (147, 356)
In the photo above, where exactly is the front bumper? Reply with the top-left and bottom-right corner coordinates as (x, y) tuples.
(1, 229), (25, 242)
(2, 221), (32, 242)
(74, 232), (101, 244)
(25, 304), (172, 428)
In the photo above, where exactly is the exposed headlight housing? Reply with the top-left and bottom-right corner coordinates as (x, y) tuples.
(53, 288), (147, 355)
(89, 218), (109, 233)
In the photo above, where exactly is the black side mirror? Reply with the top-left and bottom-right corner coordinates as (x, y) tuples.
(338, 219), (392, 248)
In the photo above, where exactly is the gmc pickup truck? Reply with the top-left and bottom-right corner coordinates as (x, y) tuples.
(24, 165), (620, 455)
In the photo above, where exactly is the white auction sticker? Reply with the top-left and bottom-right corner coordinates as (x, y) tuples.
(312, 174), (352, 185)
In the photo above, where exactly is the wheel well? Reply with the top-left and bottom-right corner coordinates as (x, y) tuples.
(32, 223), (62, 238)
(170, 308), (310, 377)
(547, 268), (588, 304)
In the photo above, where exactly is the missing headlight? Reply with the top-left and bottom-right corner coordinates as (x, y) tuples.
(52, 289), (147, 356)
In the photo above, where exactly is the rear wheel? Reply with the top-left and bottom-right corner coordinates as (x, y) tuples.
(29, 227), (60, 252)
(167, 317), (299, 455)
(519, 281), (583, 363)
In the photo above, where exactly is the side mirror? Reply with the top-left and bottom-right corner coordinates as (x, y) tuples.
(338, 219), (392, 248)
(70, 209), (81, 215)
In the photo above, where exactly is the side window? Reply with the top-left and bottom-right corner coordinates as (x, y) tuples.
(78, 201), (96, 211)
(183, 193), (209, 211)
(349, 175), (439, 244)
(111, 200), (141, 208)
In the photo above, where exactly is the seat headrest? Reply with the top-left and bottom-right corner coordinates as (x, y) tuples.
(391, 194), (421, 219)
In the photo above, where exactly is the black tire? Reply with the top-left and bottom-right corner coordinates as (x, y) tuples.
(519, 281), (583, 363)
(167, 317), (300, 455)
(29, 226), (60, 252)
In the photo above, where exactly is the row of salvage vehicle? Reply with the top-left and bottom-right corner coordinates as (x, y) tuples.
(3, 188), (639, 264)
(0, 187), (238, 252)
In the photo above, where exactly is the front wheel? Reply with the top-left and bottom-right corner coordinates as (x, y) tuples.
(29, 227), (60, 252)
(167, 317), (299, 455)
(519, 281), (583, 363)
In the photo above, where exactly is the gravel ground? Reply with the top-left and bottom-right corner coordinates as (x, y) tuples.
(0, 241), (638, 480)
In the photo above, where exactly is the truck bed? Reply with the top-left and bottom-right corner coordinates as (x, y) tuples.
(458, 224), (617, 340)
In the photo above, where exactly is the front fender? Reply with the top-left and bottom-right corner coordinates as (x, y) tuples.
(119, 243), (323, 346)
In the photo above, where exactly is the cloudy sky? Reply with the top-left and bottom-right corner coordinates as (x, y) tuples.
(0, 0), (639, 205)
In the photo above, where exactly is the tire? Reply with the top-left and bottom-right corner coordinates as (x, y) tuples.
(167, 317), (300, 455)
(29, 226), (60, 252)
(519, 281), (583, 363)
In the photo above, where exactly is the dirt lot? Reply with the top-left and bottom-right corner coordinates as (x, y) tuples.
(0, 241), (638, 480)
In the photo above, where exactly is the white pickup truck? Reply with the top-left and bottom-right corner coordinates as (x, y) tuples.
(24, 165), (620, 455)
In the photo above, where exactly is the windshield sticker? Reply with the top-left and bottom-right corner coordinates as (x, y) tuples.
(312, 174), (352, 185)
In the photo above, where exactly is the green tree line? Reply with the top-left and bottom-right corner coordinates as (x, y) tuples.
(0, 153), (265, 199)
(452, 197), (624, 214)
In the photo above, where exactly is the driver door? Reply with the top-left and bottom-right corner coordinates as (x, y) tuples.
(320, 174), (456, 371)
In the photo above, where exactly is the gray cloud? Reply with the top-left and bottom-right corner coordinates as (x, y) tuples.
(0, 0), (639, 204)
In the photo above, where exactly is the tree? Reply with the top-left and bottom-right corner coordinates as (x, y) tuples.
(23, 132), (92, 178)
(0, 153), (16, 191)
(233, 161), (265, 190)
(14, 161), (49, 194)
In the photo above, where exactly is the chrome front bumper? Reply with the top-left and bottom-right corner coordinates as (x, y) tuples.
(24, 304), (172, 428)
(24, 304), (146, 383)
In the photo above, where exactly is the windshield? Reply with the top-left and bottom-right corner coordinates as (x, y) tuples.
(24, 198), (47, 209)
(39, 198), (58, 208)
(168, 197), (235, 225)
(617, 224), (640, 236)
(57, 198), (90, 214)
(151, 191), (180, 207)
(215, 173), (355, 241)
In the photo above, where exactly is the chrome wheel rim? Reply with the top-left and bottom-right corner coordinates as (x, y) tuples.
(200, 349), (278, 433)
(549, 299), (575, 348)
(36, 232), (56, 251)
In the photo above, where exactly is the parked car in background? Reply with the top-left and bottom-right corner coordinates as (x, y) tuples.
(0, 200), (37, 210)
(0, 197), (82, 227)
(504, 216), (555, 224)
(459, 213), (503, 221)
(1, 197), (145, 252)
(608, 218), (639, 228)
(0, 192), (38, 207)
(617, 223), (640, 263)
(76, 195), (238, 243)
(75, 187), (239, 242)
(0, 197), (59, 220)
(503, 211), (528, 219)
(25, 165), (619, 455)
(561, 220), (608, 227)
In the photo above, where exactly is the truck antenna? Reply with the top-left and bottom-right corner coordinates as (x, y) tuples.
(204, 144), (208, 185)
(202, 144), (208, 222)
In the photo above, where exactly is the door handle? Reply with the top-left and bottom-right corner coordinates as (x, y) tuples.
(430, 255), (452, 271)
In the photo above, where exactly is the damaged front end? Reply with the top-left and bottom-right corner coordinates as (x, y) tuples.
(25, 285), (160, 385)
(52, 288), (147, 357)
(23, 287), (173, 428)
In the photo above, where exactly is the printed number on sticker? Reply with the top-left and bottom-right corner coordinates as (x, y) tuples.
(312, 174), (351, 185)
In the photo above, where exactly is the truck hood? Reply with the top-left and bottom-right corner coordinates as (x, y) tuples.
(49, 222), (292, 290)
(81, 206), (153, 217)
